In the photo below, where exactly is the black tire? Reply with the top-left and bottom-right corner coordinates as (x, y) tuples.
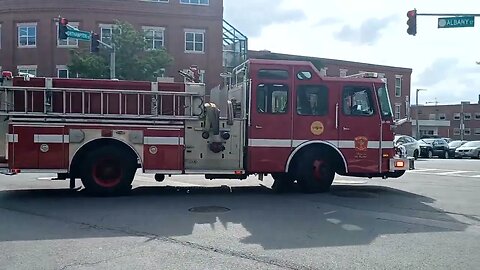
(427, 150), (433, 158)
(413, 150), (419, 160)
(80, 146), (137, 196)
(271, 173), (295, 193)
(295, 152), (335, 193)
(387, 170), (406, 178)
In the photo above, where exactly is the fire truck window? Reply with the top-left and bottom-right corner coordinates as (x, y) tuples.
(258, 69), (289, 80)
(296, 85), (328, 116)
(257, 84), (288, 114)
(343, 87), (374, 116)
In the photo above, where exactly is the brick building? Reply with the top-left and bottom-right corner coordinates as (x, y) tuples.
(0, 0), (224, 90)
(249, 50), (413, 122)
(410, 99), (480, 141)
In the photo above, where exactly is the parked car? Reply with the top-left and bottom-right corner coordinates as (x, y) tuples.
(448, 140), (468, 158)
(455, 141), (480, 159)
(419, 138), (450, 158)
(442, 137), (452, 143)
(394, 135), (420, 159)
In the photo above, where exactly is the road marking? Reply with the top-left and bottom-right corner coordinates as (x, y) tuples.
(435, 171), (469, 175)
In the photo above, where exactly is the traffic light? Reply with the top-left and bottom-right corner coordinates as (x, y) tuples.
(90, 33), (100, 53)
(407, 9), (417, 36)
(58, 17), (68, 40)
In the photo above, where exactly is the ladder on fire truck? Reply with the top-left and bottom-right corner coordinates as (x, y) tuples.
(0, 78), (205, 122)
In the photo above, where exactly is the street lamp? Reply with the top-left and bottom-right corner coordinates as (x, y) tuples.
(415, 88), (427, 139)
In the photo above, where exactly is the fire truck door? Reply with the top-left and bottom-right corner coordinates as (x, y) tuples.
(338, 85), (381, 173)
(248, 72), (293, 172)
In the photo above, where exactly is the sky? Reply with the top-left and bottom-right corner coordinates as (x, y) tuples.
(224, 0), (480, 105)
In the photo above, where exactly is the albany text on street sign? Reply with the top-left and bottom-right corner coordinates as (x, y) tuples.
(438, 16), (475, 28)
(65, 25), (91, 41)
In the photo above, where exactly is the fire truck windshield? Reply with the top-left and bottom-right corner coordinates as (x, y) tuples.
(377, 84), (393, 119)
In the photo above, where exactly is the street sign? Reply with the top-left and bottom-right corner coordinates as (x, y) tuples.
(65, 26), (91, 41)
(438, 16), (475, 28)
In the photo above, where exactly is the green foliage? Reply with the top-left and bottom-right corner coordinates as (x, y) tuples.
(68, 21), (173, 81)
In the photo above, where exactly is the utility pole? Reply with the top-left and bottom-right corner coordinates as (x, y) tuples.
(460, 101), (468, 140)
(415, 89), (427, 139)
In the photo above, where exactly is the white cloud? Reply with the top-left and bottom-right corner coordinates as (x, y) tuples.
(224, 0), (480, 104)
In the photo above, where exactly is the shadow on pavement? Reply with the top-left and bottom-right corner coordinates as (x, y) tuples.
(0, 184), (471, 249)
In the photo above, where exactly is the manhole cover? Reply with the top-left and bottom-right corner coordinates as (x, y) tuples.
(188, 206), (231, 213)
(331, 191), (376, 198)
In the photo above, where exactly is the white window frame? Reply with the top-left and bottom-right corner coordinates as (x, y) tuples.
(17, 65), (37, 76)
(475, 113), (480, 120)
(320, 68), (327, 77)
(394, 103), (401, 119)
(453, 113), (461, 120)
(99, 23), (119, 46)
(464, 128), (471, 136)
(17, 23), (37, 48)
(184, 29), (205, 53)
(395, 75), (402, 97)
(464, 113), (472, 121)
(475, 128), (480, 135)
(453, 128), (461, 136)
(57, 22), (79, 48)
(56, 65), (69, 78)
(339, 69), (348, 77)
(180, 0), (209, 5)
(142, 26), (165, 50)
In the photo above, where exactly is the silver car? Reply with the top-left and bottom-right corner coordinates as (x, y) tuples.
(394, 135), (420, 159)
(455, 141), (480, 159)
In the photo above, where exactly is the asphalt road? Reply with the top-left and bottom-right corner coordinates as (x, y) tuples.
(1, 158), (479, 270)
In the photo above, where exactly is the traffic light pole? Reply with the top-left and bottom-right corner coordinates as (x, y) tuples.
(97, 39), (116, 79)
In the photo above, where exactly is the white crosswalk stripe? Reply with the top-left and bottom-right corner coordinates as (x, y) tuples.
(407, 169), (480, 178)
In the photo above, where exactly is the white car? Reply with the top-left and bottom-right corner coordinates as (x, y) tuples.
(394, 135), (420, 160)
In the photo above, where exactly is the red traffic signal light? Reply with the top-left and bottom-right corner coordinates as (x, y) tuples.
(58, 17), (69, 40)
(406, 9), (417, 36)
(90, 33), (100, 53)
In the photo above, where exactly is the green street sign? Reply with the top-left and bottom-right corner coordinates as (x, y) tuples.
(438, 16), (475, 28)
(65, 26), (91, 41)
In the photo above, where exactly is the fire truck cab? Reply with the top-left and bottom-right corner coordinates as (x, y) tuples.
(0, 59), (413, 195)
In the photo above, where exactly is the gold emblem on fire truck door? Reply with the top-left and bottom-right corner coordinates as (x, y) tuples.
(310, 121), (325, 136)
(354, 136), (368, 151)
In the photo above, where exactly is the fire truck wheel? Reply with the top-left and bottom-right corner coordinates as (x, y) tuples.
(271, 173), (295, 193)
(81, 146), (137, 196)
(296, 154), (335, 193)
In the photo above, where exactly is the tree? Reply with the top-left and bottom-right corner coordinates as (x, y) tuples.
(68, 21), (173, 81)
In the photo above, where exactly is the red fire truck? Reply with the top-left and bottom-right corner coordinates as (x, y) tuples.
(0, 59), (413, 195)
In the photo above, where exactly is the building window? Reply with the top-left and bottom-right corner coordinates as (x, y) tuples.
(464, 128), (471, 136)
(453, 113), (461, 120)
(395, 75), (402, 97)
(181, 69), (204, 83)
(453, 128), (461, 136)
(56, 65), (69, 78)
(475, 113), (480, 120)
(320, 68), (327, 77)
(257, 83), (288, 114)
(100, 24), (119, 45)
(395, 104), (401, 119)
(18, 23), (37, 47)
(475, 128), (480, 135)
(464, 113), (472, 120)
(429, 113), (436, 120)
(17, 65), (37, 76)
(439, 113), (446, 120)
(143, 26), (165, 49)
(57, 22), (79, 47)
(185, 29), (205, 53)
(180, 0), (209, 5)
(339, 69), (347, 77)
